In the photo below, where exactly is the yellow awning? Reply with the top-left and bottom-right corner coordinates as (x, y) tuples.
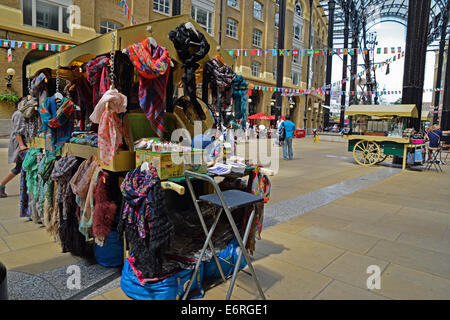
(345, 104), (418, 118)
(421, 110), (431, 121)
(27, 15), (234, 80)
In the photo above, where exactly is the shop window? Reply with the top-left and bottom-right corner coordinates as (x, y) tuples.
(251, 61), (261, 77)
(295, 0), (303, 17)
(294, 23), (302, 41)
(153, 0), (170, 15)
(253, 1), (263, 20)
(252, 29), (262, 47)
(22, 0), (71, 34)
(226, 18), (238, 39)
(227, 0), (238, 9)
(191, 6), (213, 35)
(275, 12), (279, 28)
(292, 71), (300, 85)
(100, 20), (123, 34)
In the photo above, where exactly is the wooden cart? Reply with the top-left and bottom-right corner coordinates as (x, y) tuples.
(343, 104), (425, 170)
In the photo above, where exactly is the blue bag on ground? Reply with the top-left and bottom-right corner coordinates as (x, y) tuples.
(120, 258), (204, 300)
(204, 238), (248, 279)
(94, 231), (124, 267)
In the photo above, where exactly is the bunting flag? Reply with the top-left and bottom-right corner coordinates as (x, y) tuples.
(7, 48), (12, 63)
(228, 48), (373, 57)
(119, 0), (138, 25)
(0, 39), (75, 52)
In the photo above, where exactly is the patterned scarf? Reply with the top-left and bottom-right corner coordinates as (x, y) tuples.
(232, 75), (249, 127)
(51, 155), (79, 220)
(204, 58), (236, 114)
(18, 150), (29, 218)
(89, 89), (127, 165)
(22, 147), (41, 198)
(125, 39), (171, 138)
(86, 56), (111, 107)
(38, 96), (75, 159)
(30, 72), (48, 106)
(36, 155), (56, 229)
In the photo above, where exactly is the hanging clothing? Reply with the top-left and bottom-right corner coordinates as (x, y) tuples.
(118, 165), (174, 278)
(22, 148), (41, 199)
(125, 39), (171, 138)
(232, 75), (249, 126)
(86, 56), (111, 108)
(36, 155), (56, 228)
(30, 72), (49, 106)
(18, 96), (42, 144)
(69, 156), (101, 240)
(169, 24), (210, 120)
(204, 58), (236, 114)
(38, 96), (76, 158)
(92, 171), (118, 246)
(51, 155), (79, 221)
(18, 150), (29, 218)
(89, 89), (127, 165)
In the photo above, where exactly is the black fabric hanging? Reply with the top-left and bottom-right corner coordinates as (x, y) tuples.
(168, 23), (210, 120)
(165, 67), (175, 114)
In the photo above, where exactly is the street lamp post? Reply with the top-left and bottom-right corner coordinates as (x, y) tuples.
(304, 0), (314, 131)
(324, 0), (335, 129)
(339, 0), (350, 130)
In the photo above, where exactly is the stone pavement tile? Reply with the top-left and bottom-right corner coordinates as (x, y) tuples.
(366, 240), (450, 280)
(0, 219), (44, 235)
(102, 287), (133, 300)
(320, 251), (389, 290)
(269, 212), (352, 235)
(298, 226), (380, 254)
(0, 223), (8, 237)
(255, 228), (345, 272)
(311, 203), (389, 225)
(396, 206), (450, 225)
(3, 228), (52, 251)
(0, 241), (79, 273)
(90, 295), (107, 300)
(342, 222), (401, 242)
(332, 196), (402, 215)
(395, 232), (450, 255)
(314, 280), (390, 300)
(376, 264), (450, 300)
(0, 238), (10, 254)
(374, 212), (447, 238)
(443, 228), (450, 242)
(215, 256), (332, 300)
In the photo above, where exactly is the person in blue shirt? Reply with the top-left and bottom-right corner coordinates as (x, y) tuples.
(280, 116), (296, 160)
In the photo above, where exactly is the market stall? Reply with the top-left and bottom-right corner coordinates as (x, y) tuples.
(20, 15), (272, 300)
(343, 104), (425, 170)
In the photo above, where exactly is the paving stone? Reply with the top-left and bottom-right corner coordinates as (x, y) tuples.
(0, 238), (10, 254)
(314, 280), (390, 300)
(342, 222), (401, 241)
(102, 287), (133, 300)
(320, 251), (389, 290)
(298, 226), (380, 254)
(374, 213), (448, 238)
(376, 264), (450, 300)
(3, 228), (53, 251)
(396, 206), (450, 226)
(0, 219), (44, 235)
(367, 240), (450, 280)
(396, 232), (450, 255)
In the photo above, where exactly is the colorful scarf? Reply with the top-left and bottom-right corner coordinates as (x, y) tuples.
(18, 150), (29, 218)
(232, 75), (249, 127)
(38, 96), (75, 159)
(204, 58), (236, 114)
(89, 89), (127, 165)
(30, 72), (48, 106)
(18, 96), (38, 119)
(51, 155), (79, 221)
(22, 147), (41, 198)
(86, 56), (111, 107)
(125, 39), (171, 138)
(36, 155), (56, 229)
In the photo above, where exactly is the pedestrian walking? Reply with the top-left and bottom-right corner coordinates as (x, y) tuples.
(0, 100), (29, 197)
(313, 129), (320, 143)
(280, 116), (296, 160)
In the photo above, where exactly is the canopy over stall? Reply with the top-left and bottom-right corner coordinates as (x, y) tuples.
(421, 110), (432, 121)
(27, 15), (234, 80)
(345, 104), (419, 118)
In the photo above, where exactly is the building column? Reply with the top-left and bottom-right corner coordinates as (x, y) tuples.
(324, 0), (335, 128)
(441, 47), (450, 130)
(339, 0), (350, 129)
(401, 0), (431, 131)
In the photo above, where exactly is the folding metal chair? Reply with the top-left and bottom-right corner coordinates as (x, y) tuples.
(182, 170), (266, 300)
(425, 147), (443, 172)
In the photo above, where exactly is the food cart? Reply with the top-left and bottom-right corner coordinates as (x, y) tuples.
(343, 104), (425, 170)
(24, 15), (271, 300)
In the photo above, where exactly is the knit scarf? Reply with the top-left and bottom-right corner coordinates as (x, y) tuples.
(89, 89), (127, 165)
(86, 56), (111, 107)
(232, 75), (249, 127)
(38, 96), (75, 159)
(125, 39), (170, 138)
(204, 58), (236, 114)
(51, 155), (79, 220)
(37, 155), (56, 230)
(169, 24), (210, 120)
(22, 147), (41, 198)
(118, 165), (174, 278)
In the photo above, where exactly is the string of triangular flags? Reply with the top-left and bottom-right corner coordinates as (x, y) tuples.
(119, 0), (138, 25)
(228, 47), (405, 57)
(1, 39), (75, 51)
(280, 88), (444, 97)
(250, 51), (407, 94)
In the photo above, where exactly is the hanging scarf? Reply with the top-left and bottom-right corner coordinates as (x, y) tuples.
(36, 155), (56, 229)
(86, 56), (111, 107)
(30, 72), (48, 106)
(51, 155), (79, 221)
(232, 75), (249, 127)
(118, 165), (174, 278)
(18, 96), (38, 119)
(169, 24), (210, 120)
(38, 96), (75, 159)
(204, 58), (236, 114)
(89, 89), (127, 165)
(22, 147), (41, 198)
(18, 97), (42, 144)
(69, 156), (101, 240)
(18, 150), (29, 218)
(125, 39), (171, 138)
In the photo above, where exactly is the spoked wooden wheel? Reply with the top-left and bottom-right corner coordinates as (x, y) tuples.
(377, 153), (388, 164)
(353, 140), (382, 166)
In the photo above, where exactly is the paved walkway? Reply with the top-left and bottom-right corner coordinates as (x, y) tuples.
(1, 137), (449, 300)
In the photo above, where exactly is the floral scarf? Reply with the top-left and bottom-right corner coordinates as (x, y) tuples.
(89, 89), (127, 165)
(125, 39), (171, 138)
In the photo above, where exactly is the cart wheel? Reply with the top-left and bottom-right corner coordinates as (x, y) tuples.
(377, 154), (388, 164)
(353, 140), (381, 166)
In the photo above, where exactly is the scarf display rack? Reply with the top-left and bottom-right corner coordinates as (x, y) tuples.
(23, 15), (273, 300)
